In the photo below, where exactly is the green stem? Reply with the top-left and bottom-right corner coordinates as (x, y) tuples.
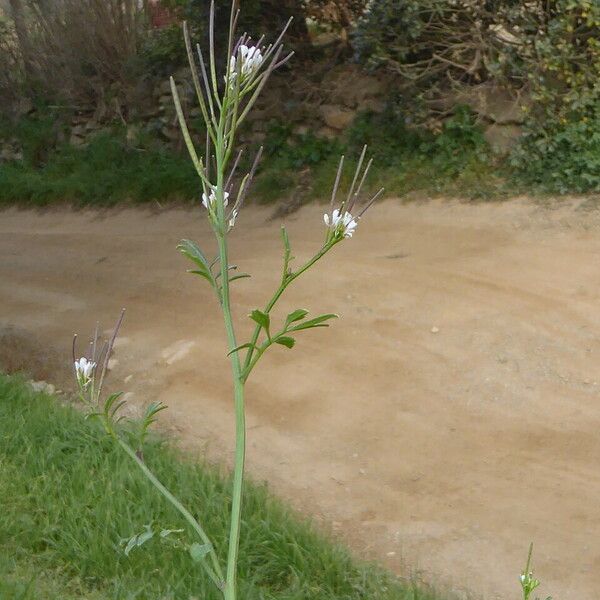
(217, 232), (246, 600)
(243, 242), (334, 373)
(115, 437), (225, 590)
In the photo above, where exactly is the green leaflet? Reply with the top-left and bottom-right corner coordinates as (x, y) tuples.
(288, 313), (338, 331)
(275, 336), (295, 349)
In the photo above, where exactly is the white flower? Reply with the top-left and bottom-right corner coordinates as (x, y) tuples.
(324, 209), (358, 239)
(74, 356), (96, 385)
(228, 44), (263, 86)
(228, 209), (239, 229)
(202, 187), (229, 209)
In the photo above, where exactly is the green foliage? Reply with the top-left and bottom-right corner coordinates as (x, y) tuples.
(510, 113), (600, 193)
(0, 111), (64, 167)
(354, 0), (600, 193)
(0, 105), (506, 207)
(348, 105), (491, 179)
(264, 120), (343, 169)
(347, 107), (423, 167)
(508, 0), (600, 193)
(0, 122), (198, 206)
(139, 25), (187, 74)
(0, 374), (443, 600)
(420, 106), (489, 176)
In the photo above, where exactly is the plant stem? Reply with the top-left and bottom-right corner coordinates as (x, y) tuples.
(217, 231), (246, 600)
(243, 242), (334, 373)
(115, 437), (225, 590)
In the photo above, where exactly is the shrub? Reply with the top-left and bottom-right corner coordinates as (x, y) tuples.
(508, 1), (600, 192)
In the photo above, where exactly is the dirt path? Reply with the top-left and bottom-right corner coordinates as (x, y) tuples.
(2, 199), (600, 599)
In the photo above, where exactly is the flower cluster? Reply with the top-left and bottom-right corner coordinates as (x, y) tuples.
(324, 209), (358, 239)
(228, 45), (263, 88)
(202, 187), (230, 209)
(74, 356), (95, 387)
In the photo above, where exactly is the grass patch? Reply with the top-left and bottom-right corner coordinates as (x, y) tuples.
(0, 116), (198, 207)
(0, 374), (444, 600)
(0, 106), (515, 208)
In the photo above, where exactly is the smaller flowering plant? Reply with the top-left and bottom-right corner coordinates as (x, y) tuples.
(520, 544), (552, 600)
(74, 356), (95, 387)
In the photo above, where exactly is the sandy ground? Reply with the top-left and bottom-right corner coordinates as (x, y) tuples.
(2, 199), (600, 599)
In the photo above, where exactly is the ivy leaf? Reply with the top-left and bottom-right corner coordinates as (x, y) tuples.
(275, 336), (295, 349)
(189, 542), (212, 562)
(288, 313), (338, 331)
(249, 309), (270, 332)
(285, 309), (309, 327)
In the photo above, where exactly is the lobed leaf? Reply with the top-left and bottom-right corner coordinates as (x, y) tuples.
(288, 313), (338, 331)
(285, 308), (309, 326)
(227, 342), (257, 356)
(178, 240), (214, 285)
(275, 336), (295, 349)
(249, 309), (270, 332)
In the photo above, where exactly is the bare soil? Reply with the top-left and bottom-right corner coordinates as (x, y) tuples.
(2, 199), (600, 600)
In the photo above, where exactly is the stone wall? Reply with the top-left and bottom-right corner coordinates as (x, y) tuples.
(0, 62), (526, 162)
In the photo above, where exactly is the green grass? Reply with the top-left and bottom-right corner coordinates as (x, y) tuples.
(0, 129), (198, 206)
(0, 107), (515, 208)
(0, 374), (444, 600)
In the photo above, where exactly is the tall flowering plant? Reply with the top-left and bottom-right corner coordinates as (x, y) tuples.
(72, 3), (382, 599)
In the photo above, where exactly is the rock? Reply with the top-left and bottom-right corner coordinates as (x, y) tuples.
(0, 145), (20, 162)
(28, 380), (56, 395)
(318, 104), (356, 130)
(431, 326), (440, 334)
(126, 124), (139, 145)
(69, 133), (86, 147)
(71, 124), (86, 136)
(327, 65), (388, 108)
(317, 126), (338, 140)
(484, 123), (523, 154)
(359, 98), (386, 114)
(293, 124), (309, 136)
(158, 79), (172, 95)
(15, 96), (34, 117)
(311, 31), (341, 48)
(250, 131), (266, 143)
(160, 126), (180, 141)
(85, 120), (100, 131)
(456, 83), (528, 125)
(93, 98), (108, 122)
(141, 104), (161, 119)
